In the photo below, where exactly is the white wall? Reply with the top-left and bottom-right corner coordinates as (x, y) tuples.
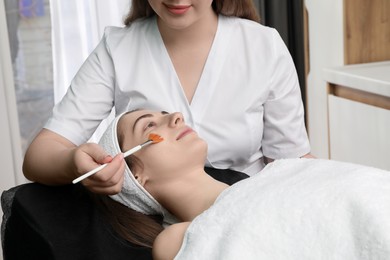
(0, 58), (20, 190)
(0, 68), (17, 260)
(305, 0), (344, 158)
(0, 0), (25, 183)
(0, 2), (23, 260)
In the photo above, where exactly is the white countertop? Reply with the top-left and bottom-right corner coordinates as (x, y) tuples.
(323, 61), (390, 98)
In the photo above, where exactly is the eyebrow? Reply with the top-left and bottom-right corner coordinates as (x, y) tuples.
(132, 111), (169, 133)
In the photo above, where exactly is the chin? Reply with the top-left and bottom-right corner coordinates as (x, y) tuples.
(194, 137), (208, 152)
(194, 139), (208, 164)
(179, 139), (207, 168)
(159, 14), (200, 30)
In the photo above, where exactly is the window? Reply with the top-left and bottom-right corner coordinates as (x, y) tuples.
(4, 0), (130, 154)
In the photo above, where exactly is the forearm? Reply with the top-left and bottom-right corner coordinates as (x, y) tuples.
(264, 153), (316, 164)
(23, 129), (78, 185)
(301, 153), (316, 159)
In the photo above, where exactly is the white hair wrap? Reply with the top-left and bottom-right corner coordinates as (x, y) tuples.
(98, 112), (177, 225)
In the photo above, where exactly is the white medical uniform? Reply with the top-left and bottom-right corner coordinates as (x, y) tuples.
(45, 15), (310, 175)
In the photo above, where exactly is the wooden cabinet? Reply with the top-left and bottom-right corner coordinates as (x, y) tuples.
(344, 0), (390, 65)
(305, 0), (390, 159)
(325, 61), (390, 170)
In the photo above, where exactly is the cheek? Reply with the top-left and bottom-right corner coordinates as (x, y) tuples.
(138, 145), (170, 167)
(141, 144), (183, 170)
(148, 0), (160, 13)
(196, 0), (213, 10)
(141, 139), (207, 170)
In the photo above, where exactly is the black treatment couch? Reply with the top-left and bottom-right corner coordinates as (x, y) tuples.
(1, 168), (248, 260)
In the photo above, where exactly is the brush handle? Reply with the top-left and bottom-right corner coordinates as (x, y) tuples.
(122, 140), (153, 157)
(72, 143), (148, 184)
(72, 163), (108, 184)
(123, 145), (142, 158)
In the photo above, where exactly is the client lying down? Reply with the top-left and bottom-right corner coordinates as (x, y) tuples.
(97, 109), (390, 260)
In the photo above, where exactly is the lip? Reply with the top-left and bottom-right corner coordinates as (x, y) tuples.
(164, 4), (191, 15)
(176, 127), (195, 140)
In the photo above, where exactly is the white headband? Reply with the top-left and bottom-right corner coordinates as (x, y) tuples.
(98, 112), (177, 225)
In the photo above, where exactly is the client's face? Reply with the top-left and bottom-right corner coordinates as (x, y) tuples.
(118, 110), (207, 182)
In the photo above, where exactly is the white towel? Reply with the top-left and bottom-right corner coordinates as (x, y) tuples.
(175, 159), (390, 260)
(99, 112), (177, 224)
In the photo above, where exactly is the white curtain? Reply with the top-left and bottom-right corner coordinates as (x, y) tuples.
(49, 0), (130, 141)
(50, 0), (130, 102)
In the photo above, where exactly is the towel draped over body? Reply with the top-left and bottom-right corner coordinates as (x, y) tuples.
(175, 159), (390, 260)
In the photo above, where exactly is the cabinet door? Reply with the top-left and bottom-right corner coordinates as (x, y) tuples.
(328, 95), (390, 170)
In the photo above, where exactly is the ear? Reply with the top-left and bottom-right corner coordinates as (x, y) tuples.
(134, 173), (148, 187)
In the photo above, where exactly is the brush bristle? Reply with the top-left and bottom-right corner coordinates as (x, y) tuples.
(148, 133), (164, 144)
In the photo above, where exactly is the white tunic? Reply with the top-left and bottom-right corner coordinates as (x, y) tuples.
(45, 15), (310, 175)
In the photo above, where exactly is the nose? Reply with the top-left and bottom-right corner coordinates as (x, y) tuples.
(168, 112), (184, 127)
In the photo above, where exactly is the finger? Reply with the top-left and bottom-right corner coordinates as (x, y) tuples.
(86, 159), (125, 188)
(92, 153), (124, 182)
(86, 179), (124, 195)
(73, 143), (112, 175)
(84, 168), (125, 195)
(101, 155), (113, 164)
(82, 154), (125, 189)
(84, 143), (113, 164)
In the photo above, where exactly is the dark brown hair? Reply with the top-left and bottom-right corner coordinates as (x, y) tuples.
(91, 193), (163, 248)
(124, 0), (260, 25)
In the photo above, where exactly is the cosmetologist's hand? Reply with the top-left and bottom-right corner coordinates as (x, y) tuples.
(73, 143), (125, 195)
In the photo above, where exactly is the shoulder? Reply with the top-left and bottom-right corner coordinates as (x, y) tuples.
(153, 222), (191, 260)
(219, 15), (282, 52)
(220, 15), (276, 37)
(102, 17), (156, 45)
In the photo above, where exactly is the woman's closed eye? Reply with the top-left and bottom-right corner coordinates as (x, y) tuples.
(143, 121), (156, 131)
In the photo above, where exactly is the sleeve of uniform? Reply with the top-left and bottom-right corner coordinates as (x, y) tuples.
(261, 29), (310, 159)
(44, 27), (116, 145)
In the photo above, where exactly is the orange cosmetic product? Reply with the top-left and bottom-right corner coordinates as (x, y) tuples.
(148, 133), (164, 144)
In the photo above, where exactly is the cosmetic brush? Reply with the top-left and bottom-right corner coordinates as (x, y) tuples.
(72, 133), (164, 184)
